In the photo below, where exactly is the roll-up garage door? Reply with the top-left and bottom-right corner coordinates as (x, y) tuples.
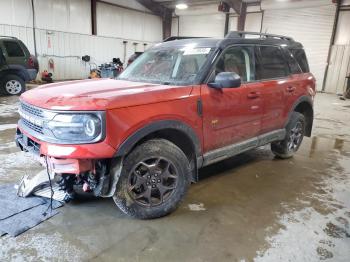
(261, 3), (336, 91)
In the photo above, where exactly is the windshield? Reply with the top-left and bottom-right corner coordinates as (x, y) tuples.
(118, 47), (213, 85)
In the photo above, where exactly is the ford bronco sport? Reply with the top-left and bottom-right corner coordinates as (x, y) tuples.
(15, 32), (315, 219)
(0, 36), (38, 96)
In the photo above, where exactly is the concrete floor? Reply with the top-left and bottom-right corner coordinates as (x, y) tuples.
(0, 91), (350, 261)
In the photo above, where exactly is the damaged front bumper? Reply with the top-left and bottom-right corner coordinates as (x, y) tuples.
(15, 127), (114, 175)
(15, 127), (123, 198)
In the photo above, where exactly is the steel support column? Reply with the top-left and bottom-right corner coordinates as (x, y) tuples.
(91, 0), (97, 35)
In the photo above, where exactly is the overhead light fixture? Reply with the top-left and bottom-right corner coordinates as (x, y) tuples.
(176, 3), (188, 9)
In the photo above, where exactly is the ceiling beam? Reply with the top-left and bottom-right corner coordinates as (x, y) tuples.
(225, 0), (243, 15)
(135, 0), (171, 17)
(136, 0), (174, 39)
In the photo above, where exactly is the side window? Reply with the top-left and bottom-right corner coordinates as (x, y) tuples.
(215, 46), (255, 82)
(256, 46), (289, 80)
(285, 49), (302, 74)
(3, 41), (25, 57)
(289, 48), (309, 73)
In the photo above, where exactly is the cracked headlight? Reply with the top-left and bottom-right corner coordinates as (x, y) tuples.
(46, 113), (103, 142)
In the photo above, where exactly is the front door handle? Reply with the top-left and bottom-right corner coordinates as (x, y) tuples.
(247, 92), (260, 99)
(287, 86), (296, 92)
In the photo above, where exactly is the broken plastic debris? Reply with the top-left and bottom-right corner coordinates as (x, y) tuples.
(188, 203), (206, 211)
(17, 170), (67, 202)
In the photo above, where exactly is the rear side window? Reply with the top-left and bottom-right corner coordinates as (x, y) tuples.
(289, 48), (309, 73)
(285, 49), (302, 74)
(3, 41), (25, 57)
(256, 46), (289, 80)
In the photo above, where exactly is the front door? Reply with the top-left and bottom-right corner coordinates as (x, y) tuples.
(201, 45), (263, 153)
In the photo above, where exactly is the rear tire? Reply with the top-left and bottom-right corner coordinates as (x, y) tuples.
(1, 74), (26, 95)
(113, 139), (190, 219)
(271, 112), (305, 159)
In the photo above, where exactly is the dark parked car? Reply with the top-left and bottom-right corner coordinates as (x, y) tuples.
(0, 36), (38, 95)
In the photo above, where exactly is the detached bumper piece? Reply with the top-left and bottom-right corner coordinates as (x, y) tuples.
(17, 170), (69, 202)
(16, 129), (93, 202)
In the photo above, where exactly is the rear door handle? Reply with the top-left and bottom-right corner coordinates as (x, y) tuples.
(287, 86), (296, 92)
(247, 92), (260, 99)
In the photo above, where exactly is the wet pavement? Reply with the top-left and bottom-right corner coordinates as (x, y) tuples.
(0, 92), (350, 261)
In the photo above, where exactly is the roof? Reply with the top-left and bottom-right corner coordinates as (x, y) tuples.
(152, 31), (303, 50)
(0, 36), (18, 40)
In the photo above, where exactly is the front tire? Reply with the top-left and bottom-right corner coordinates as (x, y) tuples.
(113, 139), (190, 219)
(1, 74), (26, 95)
(271, 112), (305, 159)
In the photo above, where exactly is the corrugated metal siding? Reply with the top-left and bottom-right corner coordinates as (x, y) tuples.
(177, 14), (226, 38)
(96, 2), (162, 42)
(324, 45), (350, 94)
(245, 13), (262, 32)
(261, 4), (336, 91)
(172, 4), (226, 38)
(0, 0), (162, 80)
(0, 24), (159, 80)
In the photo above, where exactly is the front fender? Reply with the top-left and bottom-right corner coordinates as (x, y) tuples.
(114, 119), (202, 158)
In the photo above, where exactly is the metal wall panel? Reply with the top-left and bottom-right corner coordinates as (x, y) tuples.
(173, 4), (226, 38)
(324, 45), (350, 94)
(171, 17), (179, 36)
(229, 16), (238, 32)
(261, 0), (333, 10)
(261, 4), (336, 91)
(177, 14), (226, 38)
(96, 2), (162, 42)
(33, 29), (157, 80)
(334, 11), (350, 45)
(245, 13), (262, 32)
(0, 0), (162, 80)
(0, 0), (33, 27)
(34, 0), (91, 34)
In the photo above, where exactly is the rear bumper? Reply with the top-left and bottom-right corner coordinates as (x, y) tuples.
(16, 127), (116, 174)
(26, 69), (38, 81)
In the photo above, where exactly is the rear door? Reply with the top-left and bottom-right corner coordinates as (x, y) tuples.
(201, 45), (263, 152)
(255, 45), (290, 134)
(2, 40), (27, 67)
(0, 46), (6, 68)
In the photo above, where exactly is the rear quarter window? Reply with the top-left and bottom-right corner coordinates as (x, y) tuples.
(289, 48), (309, 73)
(3, 41), (25, 57)
(256, 46), (289, 80)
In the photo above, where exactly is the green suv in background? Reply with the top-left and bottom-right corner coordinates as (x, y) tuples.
(0, 36), (38, 96)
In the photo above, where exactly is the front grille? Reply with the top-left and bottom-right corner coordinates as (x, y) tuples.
(20, 102), (44, 118)
(22, 118), (44, 134)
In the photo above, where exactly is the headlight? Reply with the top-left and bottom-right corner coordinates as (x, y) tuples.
(46, 113), (103, 142)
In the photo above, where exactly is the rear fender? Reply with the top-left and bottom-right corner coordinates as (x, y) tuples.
(0, 66), (30, 81)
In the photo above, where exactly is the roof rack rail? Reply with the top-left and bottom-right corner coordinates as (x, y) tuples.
(0, 35), (18, 39)
(225, 31), (294, 41)
(163, 36), (208, 42)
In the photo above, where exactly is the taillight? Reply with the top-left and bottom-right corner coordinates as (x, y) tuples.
(28, 56), (34, 68)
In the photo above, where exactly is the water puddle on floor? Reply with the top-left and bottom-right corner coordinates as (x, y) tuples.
(254, 136), (350, 261)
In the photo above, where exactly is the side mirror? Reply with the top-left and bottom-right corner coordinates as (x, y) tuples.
(208, 72), (241, 89)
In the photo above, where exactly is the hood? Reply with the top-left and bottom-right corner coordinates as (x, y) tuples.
(21, 79), (194, 111)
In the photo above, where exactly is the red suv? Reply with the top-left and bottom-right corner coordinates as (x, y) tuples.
(16, 32), (316, 219)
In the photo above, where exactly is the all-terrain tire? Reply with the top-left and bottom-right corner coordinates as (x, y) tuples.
(113, 139), (191, 219)
(0, 74), (26, 96)
(271, 112), (305, 159)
